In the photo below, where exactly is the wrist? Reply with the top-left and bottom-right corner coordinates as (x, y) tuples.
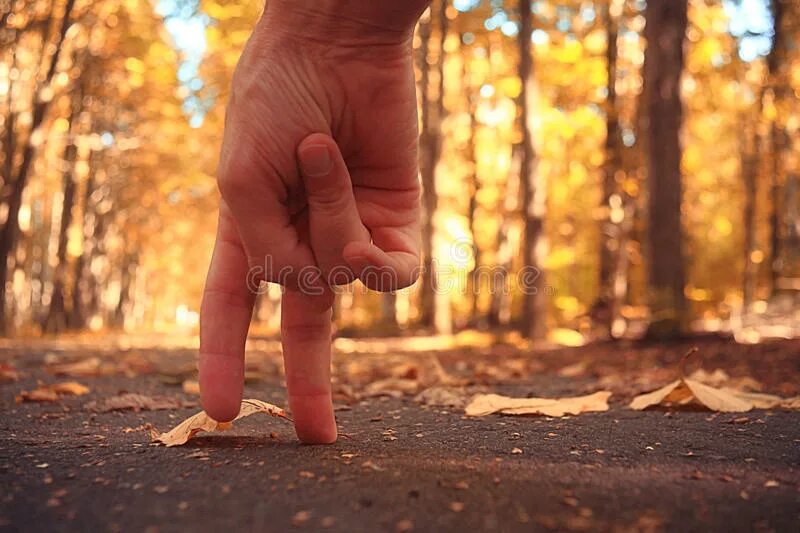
(259, 0), (430, 48)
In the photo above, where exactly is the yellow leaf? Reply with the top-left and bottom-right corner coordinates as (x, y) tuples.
(361, 378), (421, 398)
(557, 361), (588, 378)
(15, 381), (90, 402)
(722, 390), (799, 410)
(548, 328), (585, 347)
(465, 391), (611, 417)
(628, 379), (684, 410)
(151, 399), (290, 447)
(687, 368), (730, 387)
(629, 349), (799, 413)
(414, 386), (468, 408)
(51, 381), (91, 396)
(0, 363), (19, 382)
(46, 357), (104, 377)
(182, 379), (200, 395)
(683, 379), (753, 412)
(124, 57), (145, 74)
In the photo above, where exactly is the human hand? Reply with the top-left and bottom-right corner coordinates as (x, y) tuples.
(199, 1), (429, 443)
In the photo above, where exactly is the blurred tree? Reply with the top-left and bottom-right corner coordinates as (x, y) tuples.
(516, 0), (546, 340)
(0, 0), (77, 334)
(596, 0), (624, 337)
(43, 67), (85, 334)
(741, 100), (759, 311)
(461, 32), (482, 325)
(0, 0), (794, 339)
(417, 0), (449, 332)
(765, 0), (788, 294)
(642, 0), (688, 339)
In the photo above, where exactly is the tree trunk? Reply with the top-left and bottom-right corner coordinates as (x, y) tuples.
(769, 125), (786, 291)
(42, 153), (77, 334)
(72, 171), (110, 329)
(0, 0), (76, 335)
(741, 122), (759, 312)
(767, 0), (786, 293)
(517, 0), (546, 341)
(380, 293), (397, 330)
(113, 255), (136, 329)
(43, 86), (83, 334)
(784, 172), (800, 282)
(460, 32), (482, 326)
(417, 0), (448, 331)
(488, 163), (516, 329)
(643, 0), (688, 339)
(67, 162), (95, 331)
(596, 0), (623, 337)
(466, 97), (481, 325)
(417, 7), (435, 329)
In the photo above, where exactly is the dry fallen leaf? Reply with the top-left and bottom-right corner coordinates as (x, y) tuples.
(414, 386), (469, 408)
(629, 348), (799, 413)
(151, 399), (290, 447)
(292, 510), (311, 526)
(182, 379), (200, 395)
(52, 381), (90, 394)
(557, 361), (588, 378)
(46, 357), (106, 377)
(687, 368), (730, 387)
(686, 379), (753, 412)
(86, 393), (185, 413)
(360, 378), (420, 399)
(449, 501), (465, 513)
(427, 354), (468, 387)
(0, 363), (20, 382)
(465, 391), (611, 417)
(689, 368), (764, 392)
(16, 381), (90, 403)
(722, 389), (800, 409)
(395, 519), (414, 533)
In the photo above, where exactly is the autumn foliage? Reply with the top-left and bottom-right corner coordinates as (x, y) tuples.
(0, 0), (798, 341)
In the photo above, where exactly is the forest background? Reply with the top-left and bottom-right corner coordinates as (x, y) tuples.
(0, 0), (797, 344)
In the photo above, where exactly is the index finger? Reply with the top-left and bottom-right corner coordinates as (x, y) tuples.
(199, 203), (256, 422)
(281, 287), (338, 444)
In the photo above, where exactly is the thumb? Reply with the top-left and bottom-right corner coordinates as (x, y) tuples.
(298, 133), (370, 286)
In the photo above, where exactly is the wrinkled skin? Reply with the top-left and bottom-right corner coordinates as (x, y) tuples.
(199, 1), (430, 443)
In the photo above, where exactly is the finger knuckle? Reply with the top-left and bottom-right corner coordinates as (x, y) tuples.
(309, 187), (352, 213)
(397, 261), (422, 290)
(217, 148), (255, 200)
(281, 322), (330, 340)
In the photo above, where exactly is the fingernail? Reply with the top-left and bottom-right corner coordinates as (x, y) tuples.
(299, 144), (332, 177)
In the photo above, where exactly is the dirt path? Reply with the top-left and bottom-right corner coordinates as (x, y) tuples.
(1, 339), (799, 532)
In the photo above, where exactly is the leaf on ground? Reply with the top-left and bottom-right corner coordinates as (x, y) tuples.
(557, 361), (589, 378)
(0, 363), (20, 382)
(427, 355), (468, 387)
(85, 393), (186, 413)
(684, 379), (753, 412)
(689, 368), (763, 391)
(628, 380), (687, 410)
(16, 381), (90, 402)
(629, 348), (799, 412)
(151, 399), (290, 447)
(46, 357), (106, 377)
(721, 389), (800, 409)
(361, 378), (420, 399)
(414, 386), (469, 408)
(687, 368), (730, 387)
(465, 391), (612, 417)
(182, 380), (200, 395)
